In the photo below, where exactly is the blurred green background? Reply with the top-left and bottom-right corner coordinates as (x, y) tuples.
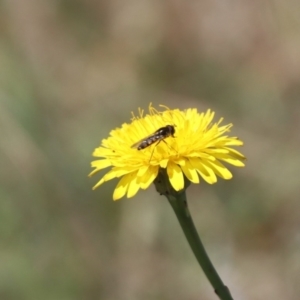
(1, 1), (300, 299)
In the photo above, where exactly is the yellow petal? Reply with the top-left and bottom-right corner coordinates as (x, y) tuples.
(113, 174), (132, 200)
(103, 168), (129, 181)
(159, 158), (169, 168)
(188, 152), (216, 161)
(138, 165), (159, 189)
(137, 165), (150, 177)
(189, 157), (217, 184)
(204, 148), (230, 154)
(204, 160), (232, 180)
(127, 172), (140, 198)
(224, 147), (246, 160)
(179, 158), (199, 183)
(92, 147), (114, 157)
(167, 161), (184, 191)
(92, 167), (132, 189)
(91, 159), (111, 169)
(213, 154), (245, 167)
(223, 138), (243, 146)
(89, 159), (112, 177)
(92, 178), (105, 190)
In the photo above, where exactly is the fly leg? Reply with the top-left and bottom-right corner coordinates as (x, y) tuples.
(149, 140), (162, 162)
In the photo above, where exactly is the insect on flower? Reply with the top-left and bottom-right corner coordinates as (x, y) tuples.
(131, 125), (176, 150)
(90, 104), (246, 200)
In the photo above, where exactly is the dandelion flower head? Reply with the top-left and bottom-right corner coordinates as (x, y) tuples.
(89, 104), (245, 200)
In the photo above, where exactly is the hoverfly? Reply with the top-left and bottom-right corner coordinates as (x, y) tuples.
(131, 125), (176, 151)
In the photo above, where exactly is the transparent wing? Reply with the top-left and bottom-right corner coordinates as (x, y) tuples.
(131, 132), (157, 149)
(131, 138), (144, 149)
(131, 131), (159, 148)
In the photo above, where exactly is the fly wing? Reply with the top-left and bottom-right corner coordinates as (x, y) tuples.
(131, 138), (144, 149)
(131, 132), (156, 149)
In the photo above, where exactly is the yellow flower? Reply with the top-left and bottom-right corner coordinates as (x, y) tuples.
(89, 104), (245, 200)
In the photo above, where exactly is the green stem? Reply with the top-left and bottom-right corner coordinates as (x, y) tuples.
(153, 168), (234, 299)
(166, 191), (234, 300)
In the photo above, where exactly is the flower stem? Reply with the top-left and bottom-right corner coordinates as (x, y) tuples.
(166, 191), (234, 300)
(153, 168), (234, 299)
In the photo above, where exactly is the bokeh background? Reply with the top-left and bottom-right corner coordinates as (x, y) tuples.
(1, 1), (300, 299)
